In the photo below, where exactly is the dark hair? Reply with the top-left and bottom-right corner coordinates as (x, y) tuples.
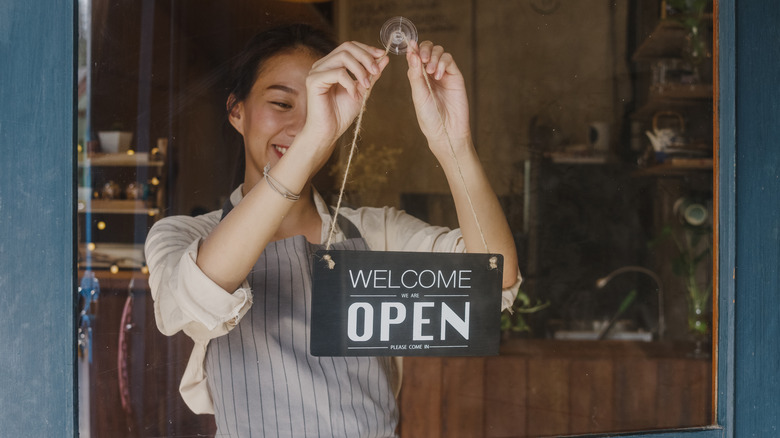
(226, 24), (337, 189)
(227, 24), (337, 111)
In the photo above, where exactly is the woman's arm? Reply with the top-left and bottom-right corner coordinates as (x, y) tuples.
(405, 40), (519, 288)
(196, 42), (390, 292)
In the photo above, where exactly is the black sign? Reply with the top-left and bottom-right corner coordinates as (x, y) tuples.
(310, 250), (503, 357)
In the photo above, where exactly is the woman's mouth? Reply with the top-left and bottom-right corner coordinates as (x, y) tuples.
(272, 144), (289, 158)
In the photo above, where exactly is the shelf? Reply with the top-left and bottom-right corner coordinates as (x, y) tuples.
(633, 96), (712, 120)
(632, 158), (713, 176)
(78, 152), (163, 167)
(544, 152), (616, 165)
(78, 242), (146, 271)
(649, 83), (712, 100)
(78, 199), (160, 215)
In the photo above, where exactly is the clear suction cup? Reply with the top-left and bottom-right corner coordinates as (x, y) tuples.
(380, 16), (417, 55)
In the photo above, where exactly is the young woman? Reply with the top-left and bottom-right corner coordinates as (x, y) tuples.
(146, 24), (520, 437)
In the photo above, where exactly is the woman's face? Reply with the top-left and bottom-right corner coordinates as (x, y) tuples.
(229, 48), (320, 187)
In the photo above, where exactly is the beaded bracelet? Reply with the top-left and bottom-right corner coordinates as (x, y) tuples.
(263, 163), (301, 201)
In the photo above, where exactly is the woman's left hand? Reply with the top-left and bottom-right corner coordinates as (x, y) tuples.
(405, 40), (471, 156)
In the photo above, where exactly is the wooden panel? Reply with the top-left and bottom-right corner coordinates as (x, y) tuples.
(0, 0), (76, 436)
(398, 341), (712, 437)
(568, 359), (614, 434)
(526, 358), (570, 437)
(82, 272), (216, 437)
(656, 359), (712, 428)
(399, 357), (443, 437)
(441, 358), (486, 438)
(484, 357), (527, 437)
(614, 359), (659, 431)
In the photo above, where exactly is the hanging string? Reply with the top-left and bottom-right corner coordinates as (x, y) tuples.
(323, 36), (494, 269)
(323, 45), (392, 257)
(416, 51), (490, 255)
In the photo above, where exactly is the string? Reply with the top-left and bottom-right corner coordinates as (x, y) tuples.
(324, 44), (392, 253)
(416, 52), (491, 255)
(323, 31), (494, 270)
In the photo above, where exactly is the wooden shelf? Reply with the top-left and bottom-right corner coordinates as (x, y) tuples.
(544, 152), (616, 165)
(633, 99), (712, 120)
(78, 199), (160, 215)
(632, 158), (713, 176)
(650, 83), (712, 100)
(78, 152), (164, 167)
(78, 242), (147, 271)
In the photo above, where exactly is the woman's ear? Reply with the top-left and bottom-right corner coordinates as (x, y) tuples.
(227, 94), (245, 135)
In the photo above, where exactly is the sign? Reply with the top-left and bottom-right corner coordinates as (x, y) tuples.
(310, 250), (503, 356)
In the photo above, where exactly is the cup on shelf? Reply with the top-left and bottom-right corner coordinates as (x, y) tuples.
(97, 131), (133, 154)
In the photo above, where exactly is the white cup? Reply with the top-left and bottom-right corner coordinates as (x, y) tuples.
(588, 122), (610, 152)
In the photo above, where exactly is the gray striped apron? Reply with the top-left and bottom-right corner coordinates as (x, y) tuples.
(205, 200), (399, 437)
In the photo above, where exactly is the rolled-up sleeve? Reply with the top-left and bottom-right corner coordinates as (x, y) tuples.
(145, 213), (253, 342)
(340, 205), (522, 311)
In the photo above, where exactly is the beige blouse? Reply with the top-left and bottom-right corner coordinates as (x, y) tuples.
(144, 187), (522, 414)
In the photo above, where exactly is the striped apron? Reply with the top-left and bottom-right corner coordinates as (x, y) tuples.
(205, 200), (399, 437)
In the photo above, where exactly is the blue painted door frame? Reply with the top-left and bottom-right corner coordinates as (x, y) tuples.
(0, 0), (777, 436)
(0, 0), (77, 436)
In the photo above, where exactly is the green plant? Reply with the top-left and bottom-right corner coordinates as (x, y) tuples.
(652, 211), (712, 336)
(665, 0), (713, 65)
(500, 289), (550, 334)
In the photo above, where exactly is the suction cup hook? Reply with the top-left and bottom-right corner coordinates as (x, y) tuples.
(380, 16), (417, 55)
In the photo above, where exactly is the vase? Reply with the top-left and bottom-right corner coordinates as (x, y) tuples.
(686, 295), (711, 359)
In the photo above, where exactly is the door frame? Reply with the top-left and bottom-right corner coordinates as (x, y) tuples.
(4, 0), (779, 436)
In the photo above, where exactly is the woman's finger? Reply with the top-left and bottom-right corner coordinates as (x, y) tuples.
(418, 40), (434, 64)
(315, 50), (376, 88)
(307, 67), (359, 100)
(368, 55), (391, 86)
(314, 41), (383, 76)
(426, 45), (445, 76)
(348, 40), (387, 59)
(434, 52), (454, 80)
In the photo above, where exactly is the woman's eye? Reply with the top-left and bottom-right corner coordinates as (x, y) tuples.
(271, 101), (292, 110)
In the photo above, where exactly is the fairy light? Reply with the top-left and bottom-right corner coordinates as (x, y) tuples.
(150, 177), (160, 186)
(97, 221), (106, 230)
(126, 149), (135, 156)
(87, 242), (96, 251)
(110, 265), (119, 274)
(141, 265), (149, 275)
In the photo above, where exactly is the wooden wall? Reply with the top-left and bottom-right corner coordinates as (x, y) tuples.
(400, 340), (712, 437)
(338, 0), (631, 206)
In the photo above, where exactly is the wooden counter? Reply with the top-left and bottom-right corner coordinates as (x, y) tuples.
(79, 270), (215, 437)
(399, 339), (712, 437)
(80, 270), (712, 437)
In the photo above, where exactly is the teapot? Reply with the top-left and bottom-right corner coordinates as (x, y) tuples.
(645, 111), (686, 152)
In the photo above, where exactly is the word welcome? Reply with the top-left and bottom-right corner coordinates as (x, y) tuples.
(348, 269), (472, 290)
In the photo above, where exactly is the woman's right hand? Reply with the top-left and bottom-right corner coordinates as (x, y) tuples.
(300, 42), (390, 150)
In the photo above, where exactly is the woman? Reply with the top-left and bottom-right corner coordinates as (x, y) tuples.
(146, 24), (520, 437)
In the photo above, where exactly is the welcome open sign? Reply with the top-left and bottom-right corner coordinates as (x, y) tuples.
(310, 250), (503, 356)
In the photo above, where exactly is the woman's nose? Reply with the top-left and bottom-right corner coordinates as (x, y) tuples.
(285, 107), (306, 136)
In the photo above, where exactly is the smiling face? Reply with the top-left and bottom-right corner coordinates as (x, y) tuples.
(228, 48), (320, 189)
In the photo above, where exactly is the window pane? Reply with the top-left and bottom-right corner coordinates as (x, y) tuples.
(77, 0), (715, 436)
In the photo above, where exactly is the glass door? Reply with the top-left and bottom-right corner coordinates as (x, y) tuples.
(75, 1), (718, 436)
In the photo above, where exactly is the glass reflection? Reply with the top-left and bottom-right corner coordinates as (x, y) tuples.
(77, 0), (714, 436)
